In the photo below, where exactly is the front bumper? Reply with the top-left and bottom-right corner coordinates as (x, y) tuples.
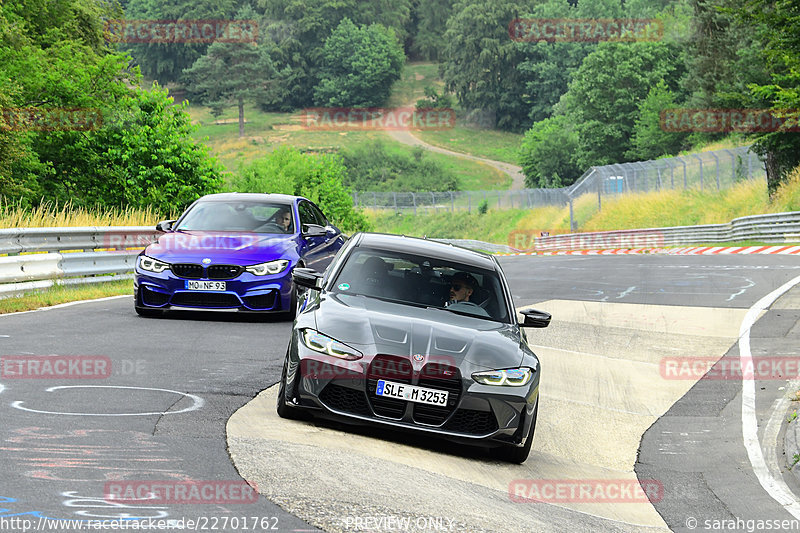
(134, 267), (293, 313)
(284, 341), (538, 448)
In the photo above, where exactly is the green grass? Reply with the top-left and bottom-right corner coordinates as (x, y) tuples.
(0, 280), (132, 314)
(415, 126), (525, 165)
(367, 173), (800, 245)
(386, 62), (444, 108)
(186, 102), (507, 191)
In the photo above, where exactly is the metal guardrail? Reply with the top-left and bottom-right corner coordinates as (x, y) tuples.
(0, 213), (797, 298)
(437, 211), (800, 254)
(0, 227), (158, 297)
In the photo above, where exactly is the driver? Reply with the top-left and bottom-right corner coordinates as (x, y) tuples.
(275, 207), (293, 232)
(448, 271), (479, 304)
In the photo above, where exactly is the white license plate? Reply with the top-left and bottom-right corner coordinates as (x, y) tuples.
(376, 379), (449, 406)
(185, 280), (226, 291)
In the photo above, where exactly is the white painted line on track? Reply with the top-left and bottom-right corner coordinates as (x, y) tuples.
(10, 385), (204, 416)
(740, 274), (800, 518)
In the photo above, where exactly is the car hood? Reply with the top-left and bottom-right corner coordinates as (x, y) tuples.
(145, 231), (299, 264)
(313, 293), (529, 371)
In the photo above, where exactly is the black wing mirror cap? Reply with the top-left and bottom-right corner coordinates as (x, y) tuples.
(293, 267), (323, 291)
(520, 308), (551, 328)
(302, 224), (327, 237)
(156, 220), (176, 232)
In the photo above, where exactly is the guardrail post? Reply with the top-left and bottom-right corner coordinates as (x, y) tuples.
(692, 154), (704, 190)
(709, 151), (720, 190)
(569, 197), (576, 231)
(393, 192), (397, 213)
(450, 191), (454, 212)
(412, 192), (417, 215)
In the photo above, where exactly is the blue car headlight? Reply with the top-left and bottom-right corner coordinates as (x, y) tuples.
(138, 255), (170, 273)
(301, 329), (362, 360)
(245, 259), (289, 276)
(472, 367), (534, 387)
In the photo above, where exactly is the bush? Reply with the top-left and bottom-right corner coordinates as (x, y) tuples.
(231, 146), (371, 233)
(519, 115), (582, 188)
(339, 140), (458, 192)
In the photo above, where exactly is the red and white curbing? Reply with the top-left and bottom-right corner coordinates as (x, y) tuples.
(498, 245), (800, 256)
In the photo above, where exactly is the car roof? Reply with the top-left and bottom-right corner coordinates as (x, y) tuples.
(353, 233), (498, 270)
(195, 193), (302, 205)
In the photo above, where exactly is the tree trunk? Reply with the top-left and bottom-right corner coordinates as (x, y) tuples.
(238, 96), (245, 138)
(765, 150), (781, 199)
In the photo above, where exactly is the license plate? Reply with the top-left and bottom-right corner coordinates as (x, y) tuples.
(185, 280), (226, 291)
(376, 379), (449, 406)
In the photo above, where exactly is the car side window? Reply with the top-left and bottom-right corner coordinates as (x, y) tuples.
(309, 202), (328, 226)
(298, 201), (320, 227)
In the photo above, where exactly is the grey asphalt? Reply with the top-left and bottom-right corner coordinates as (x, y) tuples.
(0, 253), (799, 532)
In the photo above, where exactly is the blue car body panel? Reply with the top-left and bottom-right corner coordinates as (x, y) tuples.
(134, 193), (345, 314)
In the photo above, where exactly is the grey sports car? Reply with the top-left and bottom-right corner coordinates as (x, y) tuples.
(277, 232), (550, 462)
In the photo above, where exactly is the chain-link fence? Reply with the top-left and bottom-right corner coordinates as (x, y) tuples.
(353, 146), (766, 226)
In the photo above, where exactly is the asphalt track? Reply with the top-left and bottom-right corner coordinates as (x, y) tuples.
(1, 254), (799, 532)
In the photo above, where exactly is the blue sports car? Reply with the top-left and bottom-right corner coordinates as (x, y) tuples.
(134, 193), (346, 318)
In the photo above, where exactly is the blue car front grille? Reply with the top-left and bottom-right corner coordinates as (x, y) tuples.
(171, 264), (204, 279)
(170, 263), (243, 280)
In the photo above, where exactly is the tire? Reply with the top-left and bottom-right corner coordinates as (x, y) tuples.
(276, 351), (304, 420)
(493, 400), (538, 463)
(134, 289), (162, 318)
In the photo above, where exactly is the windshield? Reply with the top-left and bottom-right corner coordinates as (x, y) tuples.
(330, 247), (510, 323)
(174, 201), (295, 234)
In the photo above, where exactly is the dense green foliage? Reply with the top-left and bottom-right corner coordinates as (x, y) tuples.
(339, 141), (459, 192)
(519, 115), (580, 188)
(183, 7), (276, 137)
(314, 19), (404, 107)
(230, 146), (370, 232)
(0, 0), (223, 210)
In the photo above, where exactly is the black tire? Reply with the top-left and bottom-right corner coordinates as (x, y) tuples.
(276, 352), (303, 420)
(134, 289), (162, 318)
(493, 400), (538, 463)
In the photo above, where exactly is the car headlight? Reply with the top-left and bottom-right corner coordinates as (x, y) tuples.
(245, 259), (289, 276)
(138, 255), (170, 273)
(301, 329), (362, 360)
(472, 367), (534, 387)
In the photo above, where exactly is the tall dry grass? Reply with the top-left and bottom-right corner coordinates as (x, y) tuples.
(0, 200), (171, 229)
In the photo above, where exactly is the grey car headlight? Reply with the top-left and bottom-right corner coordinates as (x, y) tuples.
(472, 367), (534, 387)
(245, 259), (289, 276)
(301, 329), (362, 360)
(138, 255), (170, 273)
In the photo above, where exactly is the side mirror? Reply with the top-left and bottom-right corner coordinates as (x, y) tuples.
(302, 224), (327, 238)
(293, 267), (323, 291)
(520, 308), (551, 328)
(156, 220), (176, 232)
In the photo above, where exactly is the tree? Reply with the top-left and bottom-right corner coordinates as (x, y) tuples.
(519, 115), (581, 188)
(733, 0), (800, 196)
(257, 0), (412, 110)
(313, 19), (404, 107)
(559, 41), (685, 167)
(441, 0), (536, 131)
(628, 80), (688, 160)
(231, 146), (370, 232)
(183, 7), (277, 138)
(410, 0), (454, 60)
(123, 0), (240, 83)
